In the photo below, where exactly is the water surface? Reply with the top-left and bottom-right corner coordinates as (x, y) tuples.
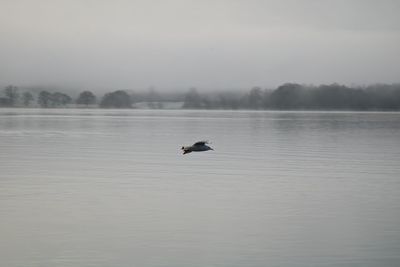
(1, 109), (400, 267)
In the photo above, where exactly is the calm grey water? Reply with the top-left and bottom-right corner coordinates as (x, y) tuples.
(1, 109), (400, 267)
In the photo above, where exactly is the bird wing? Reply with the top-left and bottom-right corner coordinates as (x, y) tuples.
(193, 141), (208, 146)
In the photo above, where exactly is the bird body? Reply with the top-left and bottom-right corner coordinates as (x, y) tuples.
(182, 141), (213, 154)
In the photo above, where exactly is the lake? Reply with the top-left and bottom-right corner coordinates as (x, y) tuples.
(1, 109), (400, 267)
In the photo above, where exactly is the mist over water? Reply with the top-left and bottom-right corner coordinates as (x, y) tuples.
(1, 109), (400, 267)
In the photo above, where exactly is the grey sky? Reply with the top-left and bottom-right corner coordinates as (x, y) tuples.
(0, 0), (399, 90)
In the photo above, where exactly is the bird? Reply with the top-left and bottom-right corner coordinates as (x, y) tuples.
(181, 141), (214, 155)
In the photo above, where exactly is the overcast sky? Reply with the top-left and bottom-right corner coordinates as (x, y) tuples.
(0, 0), (399, 91)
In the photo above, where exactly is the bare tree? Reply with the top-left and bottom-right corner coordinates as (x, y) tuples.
(22, 92), (34, 107)
(4, 85), (19, 106)
(52, 92), (72, 107)
(38, 91), (52, 108)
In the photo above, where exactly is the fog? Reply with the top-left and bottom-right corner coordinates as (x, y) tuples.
(1, 0), (399, 91)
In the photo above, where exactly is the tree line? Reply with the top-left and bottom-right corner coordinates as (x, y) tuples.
(1, 83), (400, 110)
(183, 83), (400, 110)
(0, 86), (97, 108)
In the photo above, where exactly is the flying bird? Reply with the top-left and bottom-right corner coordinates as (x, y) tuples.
(181, 141), (214, 155)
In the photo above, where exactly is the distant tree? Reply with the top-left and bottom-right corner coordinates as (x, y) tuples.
(262, 89), (273, 109)
(183, 88), (202, 108)
(52, 92), (72, 107)
(100, 90), (132, 108)
(4, 85), (19, 107)
(38, 91), (52, 108)
(217, 93), (240, 109)
(313, 84), (347, 109)
(22, 92), (34, 107)
(76, 91), (96, 107)
(247, 87), (263, 109)
(269, 83), (305, 109)
(0, 97), (10, 107)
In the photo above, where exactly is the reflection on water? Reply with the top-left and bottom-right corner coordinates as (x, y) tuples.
(1, 109), (400, 267)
